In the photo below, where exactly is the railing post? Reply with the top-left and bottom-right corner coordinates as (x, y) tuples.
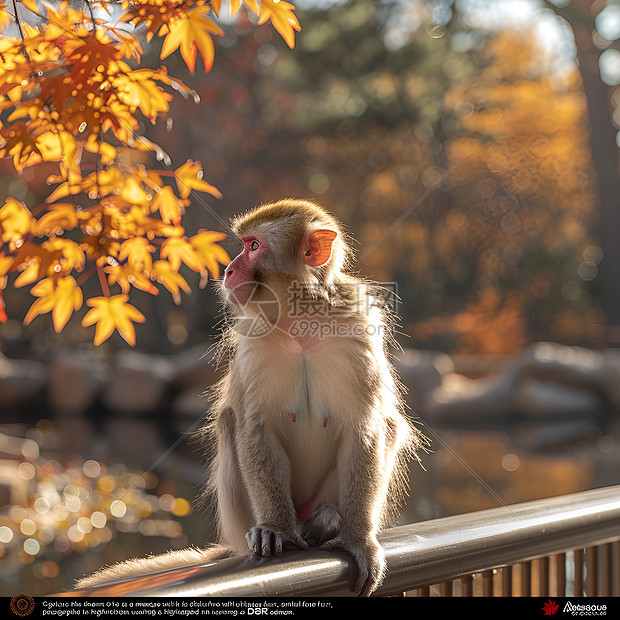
(553, 553), (566, 596)
(586, 546), (598, 596)
(501, 566), (512, 596)
(539, 556), (549, 596)
(601, 543), (612, 596)
(461, 575), (473, 597)
(574, 548), (584, 597)
(520, 561), (531, 596)
(482, 570), (493, 596)
(440, 581), (453, 596)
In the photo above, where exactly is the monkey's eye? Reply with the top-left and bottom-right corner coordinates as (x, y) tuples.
(250, 240), (260, 251)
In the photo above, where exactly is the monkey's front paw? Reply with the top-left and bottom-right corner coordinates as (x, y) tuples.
(320, 535), (386, 597)
(246, 526), (309, 557)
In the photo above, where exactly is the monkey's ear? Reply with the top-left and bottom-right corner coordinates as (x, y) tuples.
(303, 229), (337, 267)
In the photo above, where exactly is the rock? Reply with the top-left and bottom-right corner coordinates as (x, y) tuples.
(599, 350), (620, 410)
(426, 372), (514, 422)
(514, 342), (605, 391)
(103, 350), (174, 415)
(0, 354), (47, 410)
(514, 378), (601, 418)
(395, 349), (454, 415)
(47, 352), (107, 415)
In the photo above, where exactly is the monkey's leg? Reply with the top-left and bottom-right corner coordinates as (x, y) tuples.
(301, 503), (342, 546)
(320, 423), (391, 597)
(236, 421), (309, 557)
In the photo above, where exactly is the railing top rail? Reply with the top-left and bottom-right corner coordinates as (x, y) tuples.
(67, 485), (620, 597)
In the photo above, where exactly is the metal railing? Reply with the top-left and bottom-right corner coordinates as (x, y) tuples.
(70, 485), (620, 597)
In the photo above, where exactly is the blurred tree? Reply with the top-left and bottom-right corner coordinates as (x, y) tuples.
(543, 0), (620, 343)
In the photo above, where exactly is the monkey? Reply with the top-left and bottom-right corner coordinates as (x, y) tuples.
(76, 199), (425, 596)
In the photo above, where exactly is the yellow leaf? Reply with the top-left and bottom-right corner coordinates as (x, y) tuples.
(43, 238), (85, 274)
(257, 0), (300, 48)
(24, 276), (83, 333)
(105, 263), (159, 295)
(230, 0), (241, 16)
(161, 237), (203, 272)
(175, 161), (222, 199)
(19, 0), (38, 14)
(0, 198), (33, 249)
(152, 186), (184, 225)
(85, 135), (118, 165)
(244, 0), (260, 16)
(118, 237), (154, 272)
(114, 69), (172, 123)
(152, 260), (191, 304)
(1, 3), (12, 30)
(35, 204), (79, 236)
(81, 294), (146, 346)
(189, 229), (230, 278)
(36, 130), (79, 172)
(160, 6), (224, 73)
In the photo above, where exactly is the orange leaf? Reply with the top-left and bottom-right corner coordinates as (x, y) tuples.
(152, 260), (191, 305)
(118, 237), (154, 272)
(23, 276), (83, 333)
(160, 6), (224, 73)
(105, 263), (159, 295)
(152, 186), (184, 225)
(81, 294), (146, 346)
(0, 198), (33, 250)
(257, 0), (300, 48)
(189, 229), (230, 278)
(35, 204), (79, 236)
(161, 237), (203, 272)
(19, 0), (38, 14)
(175, 161), (222, 199)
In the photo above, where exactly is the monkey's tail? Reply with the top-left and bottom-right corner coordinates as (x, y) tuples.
(74, 545), (232, 589)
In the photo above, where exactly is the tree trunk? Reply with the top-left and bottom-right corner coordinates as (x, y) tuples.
(549, 1), (620, 342)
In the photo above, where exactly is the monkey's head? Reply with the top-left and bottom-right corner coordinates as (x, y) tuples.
(223, 199), (349, 308)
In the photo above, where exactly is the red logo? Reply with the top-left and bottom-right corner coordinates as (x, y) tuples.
(542, 600), (559, 615)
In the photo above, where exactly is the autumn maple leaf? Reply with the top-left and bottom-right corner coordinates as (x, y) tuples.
(190, 229), (230, 278)
(160, 6), (224, 73)
(23, 276), (83, 333)
(81, 294), (146, 346)
(255, 0), (301, 49)
(174, 160), (222, 199)
(0, 198), (33, 249)
(161, 237), (203, 272)
(152, 260), (191, 305)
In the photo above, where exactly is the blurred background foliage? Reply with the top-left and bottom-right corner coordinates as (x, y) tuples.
(2, 0), (618, 357)
(3, 0), (620, 596)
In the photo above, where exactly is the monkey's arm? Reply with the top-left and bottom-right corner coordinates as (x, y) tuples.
(237, 420), (309, 556)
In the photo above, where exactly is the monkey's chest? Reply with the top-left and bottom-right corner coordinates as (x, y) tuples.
(266, 350), (352, 502)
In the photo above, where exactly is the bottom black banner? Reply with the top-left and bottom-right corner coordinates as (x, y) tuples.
(4, 595), (618, 620)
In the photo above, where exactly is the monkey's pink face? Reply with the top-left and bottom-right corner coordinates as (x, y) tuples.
(224, 235), (268, 305)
